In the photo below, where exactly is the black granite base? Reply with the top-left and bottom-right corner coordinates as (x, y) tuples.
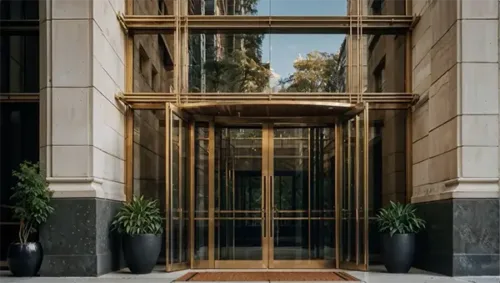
(39, 198), (125, 276)
(414, 198), (499, 276)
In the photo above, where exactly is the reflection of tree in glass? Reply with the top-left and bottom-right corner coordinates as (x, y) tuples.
(203, 0), (271, 92)
(279, 51), (344, 92)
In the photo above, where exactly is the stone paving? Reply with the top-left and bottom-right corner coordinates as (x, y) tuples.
(1, 267), (498, 283)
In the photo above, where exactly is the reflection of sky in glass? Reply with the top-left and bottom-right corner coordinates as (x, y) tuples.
(253, 1), (347, 86)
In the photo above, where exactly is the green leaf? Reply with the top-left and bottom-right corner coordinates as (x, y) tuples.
(111, 195), (164, 236)
(10, 161), (54, 243)
(375, 201), (426, 235)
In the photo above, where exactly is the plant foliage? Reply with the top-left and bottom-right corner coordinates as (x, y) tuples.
(112, 196), (163, 235)
(10, 161), (54, 244)
(375, 201), (426, 236)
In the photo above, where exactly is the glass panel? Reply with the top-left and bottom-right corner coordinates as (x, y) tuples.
(0, 103), (39, 261)
(188, 32), (271, 93)
(363, 0), (406, 15)
(134, 0), (174, 15)
(367, 109), (406, 263)
(310, 128), (336, 260)
(0, 0), (38, 20)
(273, 127), (336, 261)
(269, 34), (346, 93)
(215, 127), (263, 261)
(0, 35), (39, 93)
(133, 34), (175, 93)
(365, 34), (406, 93)
(169, 114), (189, 265)
(188, 0), (348, 16)
(357, 113), (365, 265)
(340, 120), (356, 263)
(194, 122), (210, 260)
(132, 109), (166, 262)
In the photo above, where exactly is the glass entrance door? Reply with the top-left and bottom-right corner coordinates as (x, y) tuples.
(213, 126), (267, 268)
(189, 116), (370, 271)
(266, 126), (337, 268)
(338, 104), (370, 271)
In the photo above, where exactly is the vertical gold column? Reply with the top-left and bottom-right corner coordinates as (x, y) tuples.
(363, 104), (370, 268)
(178, 119), (183, 263)
(354, 117), (360, 265)
(123, 0), (134, 202)
(125, 109), (133, 202)
(405, 2), (413, 204)
(174, 0), (180, 103)
(165, 104), (172, 271)
(307, 129), (311, 259)
(208, 121), (215, 267)
(334, 122), (342, 268)
(189, 122), (195, 268)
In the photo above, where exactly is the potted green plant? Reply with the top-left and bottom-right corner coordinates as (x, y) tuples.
(7, 161), (54, 277)
(375, 201), (426, 273)
(112, 196), (163, 274)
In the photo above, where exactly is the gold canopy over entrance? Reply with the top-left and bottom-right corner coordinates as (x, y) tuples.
(178, 101), (360, 118)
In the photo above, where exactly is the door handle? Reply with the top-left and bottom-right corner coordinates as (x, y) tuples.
(263, 176), (266, 237)
(270, 175), (274, 238)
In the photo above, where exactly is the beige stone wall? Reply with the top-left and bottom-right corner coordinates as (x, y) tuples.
(40, 0), (175, 201)
(411, 0), (499, 202)
(39, 0), (128, 201)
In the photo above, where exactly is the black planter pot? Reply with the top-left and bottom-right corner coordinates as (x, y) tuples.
(382, 233), (415, 273)
(7, 242), (43, 277)
(123, 234), (161, 274)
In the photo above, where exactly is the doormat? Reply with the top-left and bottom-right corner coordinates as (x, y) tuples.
(174, 271), (360, 282)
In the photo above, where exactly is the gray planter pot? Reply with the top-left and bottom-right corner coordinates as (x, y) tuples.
(123, 234), (161, 274)
(382, 233), (415, 273)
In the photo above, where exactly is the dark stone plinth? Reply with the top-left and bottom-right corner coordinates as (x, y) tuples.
(39, 198), (125, 276)
(414, 198), (499, 276)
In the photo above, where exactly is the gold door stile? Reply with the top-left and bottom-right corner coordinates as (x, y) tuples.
(262, 124), (270, 267)
(165, 103), (171, 271)
(363, 103), (370, 269)
(208, 121), (215, 267)
(307, 129), (311, 260)
(355, 116), (360, 265)
(178, 119), (183, 265)
(335, 122), (342, 269)
(125, 108), (134, 201)
(267, 124), (274, 268)
(189, 121), (195, 268)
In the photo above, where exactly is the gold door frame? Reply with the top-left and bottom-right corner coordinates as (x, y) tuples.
(168, 111), (370, 271)
(166, 103), (191, 272)
(266, 124), (337, 269)
(337, 103), (370, 271)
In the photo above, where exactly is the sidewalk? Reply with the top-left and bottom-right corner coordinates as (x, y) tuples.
(1, 267), (498, 283)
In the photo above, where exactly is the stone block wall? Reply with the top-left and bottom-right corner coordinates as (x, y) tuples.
(410, 0), (499, 276)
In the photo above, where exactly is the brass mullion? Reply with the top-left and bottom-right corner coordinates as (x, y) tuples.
(189, 122), (195, 268)
(125, 108), (134, 201)
(334, 122), (341, 268)
(363, 104), (370, 269)
(307, 129), (311, 260)
(208, 121), (215, 267)
(165, 103), (171, 271)
(178, 118), (183, 264)
(355, 116), (360, 265)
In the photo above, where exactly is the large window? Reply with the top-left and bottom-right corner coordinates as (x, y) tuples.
(0, 0), (40, 263)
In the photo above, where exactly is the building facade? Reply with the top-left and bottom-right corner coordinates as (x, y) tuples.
(0, 0), (498, 277)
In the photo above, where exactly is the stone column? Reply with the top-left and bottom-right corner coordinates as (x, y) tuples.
(38, 0), (126, 276)
(411, 0), (499, 276)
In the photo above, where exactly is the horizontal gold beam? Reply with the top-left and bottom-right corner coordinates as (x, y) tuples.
(0, 94), (39, 102)
(117, 92), (417, 105)
(121, 15), (415, 34)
